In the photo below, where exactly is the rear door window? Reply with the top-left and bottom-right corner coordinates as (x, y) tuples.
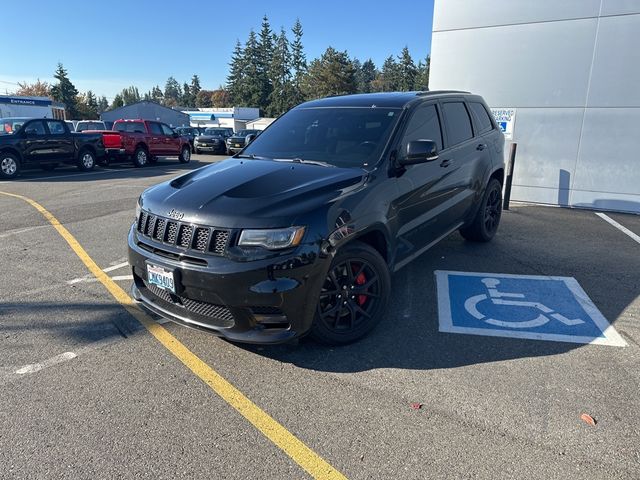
(46, 120), (66, 135)
(24, 121), (46, 135)
(160, 124), (174, 136)
(468, 102), (494, 134)
(149, 122), (163, 135)
(399, 103), (443, 156)
(442, 102), (473, 146)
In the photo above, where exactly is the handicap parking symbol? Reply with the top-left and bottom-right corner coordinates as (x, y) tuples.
(435, 271), (626, 346)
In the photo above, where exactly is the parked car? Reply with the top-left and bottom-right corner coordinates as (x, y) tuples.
(193, 127), (233, 155)
(98, 119), (191, 167)
(174, 127), (201, 152)
(75, 120), (107, 132)
(226, 129), (261, 155)
(0, 117), (105, 178)
(65, 120), (76, 132)
(128, 91), (504, 345)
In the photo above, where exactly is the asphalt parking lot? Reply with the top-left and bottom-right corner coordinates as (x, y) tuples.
(1, 154), (639, 479)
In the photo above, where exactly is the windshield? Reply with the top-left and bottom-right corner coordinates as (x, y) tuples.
(204, 128), (225, 136)
(0, 118), (28, 135)
(235, 129), (258, 137)
(76, 122), (103, 132)
(241, 107), (401, 168)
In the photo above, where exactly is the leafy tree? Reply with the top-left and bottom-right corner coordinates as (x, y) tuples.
(76, 91), (99, 119)
(196, 90), (214, 108)
(97, 96), (109, 114)
(290, 18), (307, 105)
(211, 88), (231, 107)
(397, 46), (418, 91)
(303, 47), (357, 99)
(110, 94), (124, 109)
(415, 55), (430, 91)
(267, 27), (294, 116)
(163, 77), (182, 106)
(121, 86), (140, 105)
(50, 63), (80, 119)
(15, 79), (51, 97)
(226, 40), (246, 105)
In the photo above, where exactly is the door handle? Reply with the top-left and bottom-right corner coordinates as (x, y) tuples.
(440, 159), (452, 168)
(476, 143), (487, 151)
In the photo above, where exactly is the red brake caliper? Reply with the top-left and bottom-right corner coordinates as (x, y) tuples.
(353, 265), (367, 306)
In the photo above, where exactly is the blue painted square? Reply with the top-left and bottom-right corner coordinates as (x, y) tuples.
(498, 121), (508, 132)
(435, 271), (626, 346)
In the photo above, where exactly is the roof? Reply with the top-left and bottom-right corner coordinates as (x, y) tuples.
(298, 91), (471, 109)
(103, 100), (190, 116)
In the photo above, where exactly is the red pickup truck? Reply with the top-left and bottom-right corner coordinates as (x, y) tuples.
(100, 119), (191, 167)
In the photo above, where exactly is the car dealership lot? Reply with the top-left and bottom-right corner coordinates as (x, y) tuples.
(0, 155), (639, 479)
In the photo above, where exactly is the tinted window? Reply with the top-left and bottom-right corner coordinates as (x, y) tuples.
(149, 122), (163, 135)
(25, 121), (46, 135)
(46, 120), (66, 134)
(469, 102), (493, 134)
(442, 102), (473, 146)
(160, 124), (174, 136)
(242, 107), (401, 168)
(400, 103), (443, 155)
(114, 122), (145, 133)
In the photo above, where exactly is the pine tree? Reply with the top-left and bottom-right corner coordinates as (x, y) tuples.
(163, 77), (182, 106)
(190, 74), (201, 101)
(111, 94), (124, 109)
(121, 86), (140, 105)
(196, 90), (214, 108)
(241, 30), (264, 108)
(227, 40), (246, 105)
(257, 15), (274, 110)
(303, 47), (357, 99)
(415, 55), (430, 91)
(50, 63), (80, 119)
(372, 56), (401, 92)
(359, 59), (377, 93)
(182, 82), (192, 106)
(290, 18), (307, 104)
(267, 27), (294, 116)
(397, 46), (418, 91)
(150, 85), (164, 103)
(97, 96), (109, 113)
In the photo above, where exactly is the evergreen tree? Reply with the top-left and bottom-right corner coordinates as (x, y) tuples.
(290, 18), (307, 104)
(358, 59), (377, 93)
(163, 77), (182, 106)
(397, 46), (418, 91)
(76, 92), (99, 119)
(415, 55), (430, 91)
(211, 88), (231, 107)
(111, 94), (124, 109)
(240, 30), (263, 108)
(303, 47), (357, 99)
(196, 90), (214, 108)
(226, 40), (246, 105)
(257, 15), (274, 110)
(190, 74), (201, 100)
(267, 27), (294, 116)
(182, 82), (192, 106)
(121, 86), (140, 105)
(372, 56), (401, 92)
(86, 90), (98, 113)
(97, 96), (109, 113)
(150, 85), (164, 103)
(50, 63), (80, 119)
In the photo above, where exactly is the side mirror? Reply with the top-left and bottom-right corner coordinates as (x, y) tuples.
(245, 134), (256, 144)
(399, 140), (439, 166)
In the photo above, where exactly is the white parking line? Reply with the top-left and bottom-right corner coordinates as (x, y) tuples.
(110, 275), (133, 281)
(103, 261), (129, 273)
(15, 351), (77, 375)
(0, 224), (49, 239)
(595, 212), (640, 245)
(67, 261), (130, 284)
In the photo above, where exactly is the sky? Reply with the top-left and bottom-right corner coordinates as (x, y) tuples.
(0, 0), (434, 100)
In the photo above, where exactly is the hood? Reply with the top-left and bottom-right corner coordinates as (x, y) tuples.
(141, 158), (366, 228)
(195, 135), (223, 141)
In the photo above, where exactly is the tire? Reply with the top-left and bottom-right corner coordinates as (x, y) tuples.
(460, 178), (503, 242)
(310, 241), (391, 345)
(41, 163), (58, 172)
(77, 149), (96, 171)
(179, 145), (191, 163)
(0, 153), (20, 179)
(132, 147), (148, 168)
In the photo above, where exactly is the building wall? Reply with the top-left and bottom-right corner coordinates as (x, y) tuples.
(429, 0), (640, 213)
(0, 95), (66, 119)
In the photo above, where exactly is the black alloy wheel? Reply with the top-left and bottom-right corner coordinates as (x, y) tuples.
(460, 177), (503, 242)
(311, 242), (390, 345)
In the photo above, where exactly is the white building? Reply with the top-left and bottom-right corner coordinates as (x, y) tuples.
(182, 107), (260, 132)
(429, 0), (640, 213)
(0, 95), (66, 120)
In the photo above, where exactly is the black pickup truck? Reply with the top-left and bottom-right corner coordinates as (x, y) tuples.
(0, 117), (105, 179)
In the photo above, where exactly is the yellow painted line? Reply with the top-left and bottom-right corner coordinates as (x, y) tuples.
(0, 191), (347, 480)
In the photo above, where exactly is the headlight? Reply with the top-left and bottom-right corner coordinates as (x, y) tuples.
(238, 226), (305, 250)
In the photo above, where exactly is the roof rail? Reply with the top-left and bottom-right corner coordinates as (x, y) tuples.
(417, 90), (471, 96)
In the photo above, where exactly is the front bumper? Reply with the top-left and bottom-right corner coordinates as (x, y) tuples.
(194, 143), (225, 153)
(128, 225), (329, 344)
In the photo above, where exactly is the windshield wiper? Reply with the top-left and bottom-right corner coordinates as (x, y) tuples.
(274, 157), (334, 167)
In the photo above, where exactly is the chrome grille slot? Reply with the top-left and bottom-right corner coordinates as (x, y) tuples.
(165, 221), (178, 244)
(194, 227), (210, 252)
(177, 224), (193, 248)
(153, 218), (166, 241)
(211, 230), (230, 256)
(145, 215), (156, 236)
(138, 211), (148, 233)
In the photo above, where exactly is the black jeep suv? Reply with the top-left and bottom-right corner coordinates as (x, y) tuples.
(128, 91), (505, 345)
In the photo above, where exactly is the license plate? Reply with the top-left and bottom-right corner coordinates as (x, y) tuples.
(147, 263), (176, 294)
(234, 143), (241, 147)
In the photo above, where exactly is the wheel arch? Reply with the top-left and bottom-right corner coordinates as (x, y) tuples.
(0, 147), (23, 162)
